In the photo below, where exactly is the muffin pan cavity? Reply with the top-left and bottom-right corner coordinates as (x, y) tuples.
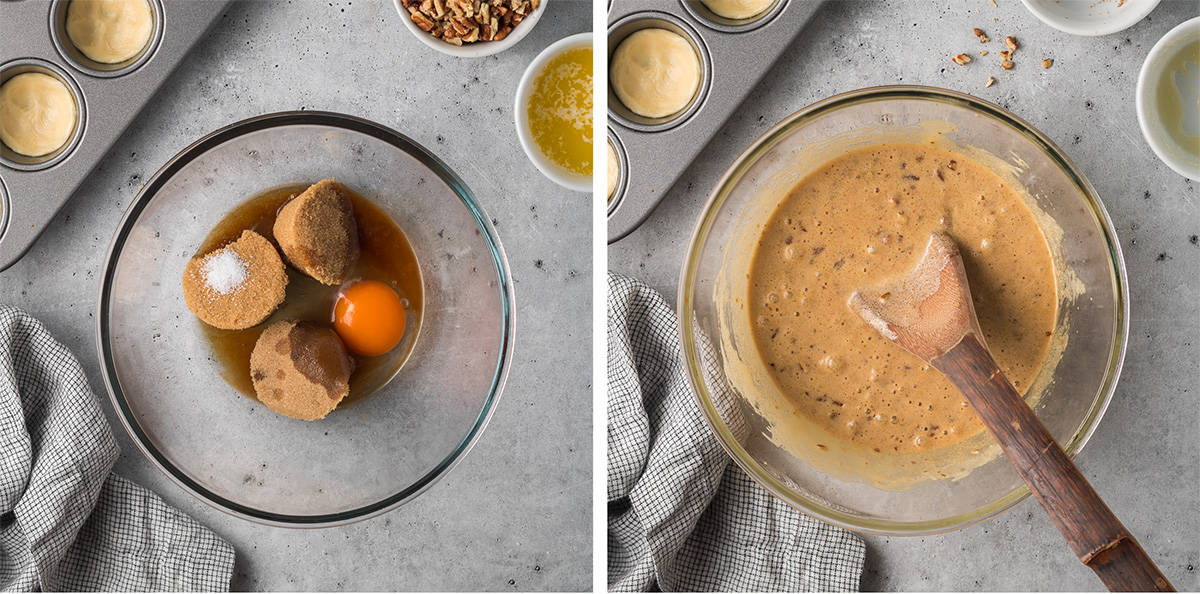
(50, 0), (166, 78)
(680, 0), (787, 33)
(0, 59), (86, 171)
(607, 128), (628, 215)
(0, 0), (229, 271)
(0, 176), (8, 244)
(606, 0), (823, 242)
(608, 13), (712, 132)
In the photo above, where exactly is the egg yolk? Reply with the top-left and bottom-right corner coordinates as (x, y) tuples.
(332, 280), (407, 357)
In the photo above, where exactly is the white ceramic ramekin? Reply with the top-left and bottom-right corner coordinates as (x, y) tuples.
(514, 32), (593, 192)
(1019, 0), (1162, 36)
(1136, 16), (1199, 180)
(394, 0), (546, 58)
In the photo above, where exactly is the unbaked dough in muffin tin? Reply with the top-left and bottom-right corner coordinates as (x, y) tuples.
(0, 0), (228, 269)
(606, 0), (824, 243)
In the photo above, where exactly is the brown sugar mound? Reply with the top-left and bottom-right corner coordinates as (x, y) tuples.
(249, 320), (354, 421)
(273, 179), (359, 285)
(182, 230), (287, 330)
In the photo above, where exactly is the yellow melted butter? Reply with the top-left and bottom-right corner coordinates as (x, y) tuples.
(527, 47), (593, 176)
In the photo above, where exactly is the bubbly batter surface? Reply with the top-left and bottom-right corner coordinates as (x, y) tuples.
(66, 0), (154, 64)
(748, 143), (1056, 453)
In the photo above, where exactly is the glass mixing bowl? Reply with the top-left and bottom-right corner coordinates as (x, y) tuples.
(98, 112), (515, 527)
(679, 86), (1127, 535)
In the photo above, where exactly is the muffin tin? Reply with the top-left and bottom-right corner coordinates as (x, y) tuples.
(606, 0), (824, 243)
(0, 0), (229, 271)
(606, 128), (628, 214)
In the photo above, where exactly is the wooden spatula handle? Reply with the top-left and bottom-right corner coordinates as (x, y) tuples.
(934, 334), (1174, 592)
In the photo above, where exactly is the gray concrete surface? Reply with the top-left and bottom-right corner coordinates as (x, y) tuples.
(0, 0), (591, 591)
(609, 0), (1199, 591)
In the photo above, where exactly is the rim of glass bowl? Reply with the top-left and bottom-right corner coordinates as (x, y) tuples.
(678, 85), (1129, 536)
(96, 111), (517, 528)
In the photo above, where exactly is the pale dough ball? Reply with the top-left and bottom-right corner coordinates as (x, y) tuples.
(66, 0), (154, 64)
(610, 29), (701, 119)
(0, 73), (77, 157)
(700, 0), (773, 20)
(607, 141), (619, 199)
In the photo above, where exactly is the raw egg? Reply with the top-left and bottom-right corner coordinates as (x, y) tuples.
(332, 280), (406, 357)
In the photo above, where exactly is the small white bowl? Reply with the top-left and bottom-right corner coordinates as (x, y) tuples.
(514, 32), (593, 192)
(1137, 16), (1200, 180)
(394, 0), (546, 58)
(1019, 0), (1161, 36)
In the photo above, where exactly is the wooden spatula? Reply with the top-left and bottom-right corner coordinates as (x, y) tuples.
(849, 232), (1174, 593)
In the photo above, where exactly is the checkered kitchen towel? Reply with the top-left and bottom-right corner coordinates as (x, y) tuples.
(0, 306), (234, 591)
(607, 273), (865, 592)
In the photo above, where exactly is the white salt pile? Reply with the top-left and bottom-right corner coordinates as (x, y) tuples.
(202, 248), (248, 294)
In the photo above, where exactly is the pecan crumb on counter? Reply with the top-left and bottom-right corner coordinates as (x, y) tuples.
(401, 0), (540, 45)
(1042, 58), (1053, 69)
(1005, 36), (1019, 51)
(985, 76), (996, 87)
(973, 27), (991, 42)
(1001, 60), (1014, 70)
(952, 53), (972, 65)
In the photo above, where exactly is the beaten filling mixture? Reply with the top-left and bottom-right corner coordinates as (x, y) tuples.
(747, 142), (1056, 454)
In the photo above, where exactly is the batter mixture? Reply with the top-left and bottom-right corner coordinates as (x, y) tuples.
(66, 0), (154, 64)
(610, 28), (700, 119)
(700, 0), (773, 20)
(747, 142), (1057, 455)
(0, 72), (77, 157)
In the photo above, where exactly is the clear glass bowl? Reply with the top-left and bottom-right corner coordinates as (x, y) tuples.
(679, 86), (1127, 535)
(98, 112), (515, 527)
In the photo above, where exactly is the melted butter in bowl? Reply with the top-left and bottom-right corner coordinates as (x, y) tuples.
(524, 43), (593, 184)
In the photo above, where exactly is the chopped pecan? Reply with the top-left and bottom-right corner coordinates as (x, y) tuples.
(952, 53), (972, 65)
(408, 0), (534, 45)
(410, 7), (435, 31)
(1041, 58), (1053, 69)
(450, 15), (472, 35)
(1005, 36), (1018, 51)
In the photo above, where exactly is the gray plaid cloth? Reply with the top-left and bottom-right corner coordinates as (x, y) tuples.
(607, 273), (866, 592)
(0, 306), (235, 591)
